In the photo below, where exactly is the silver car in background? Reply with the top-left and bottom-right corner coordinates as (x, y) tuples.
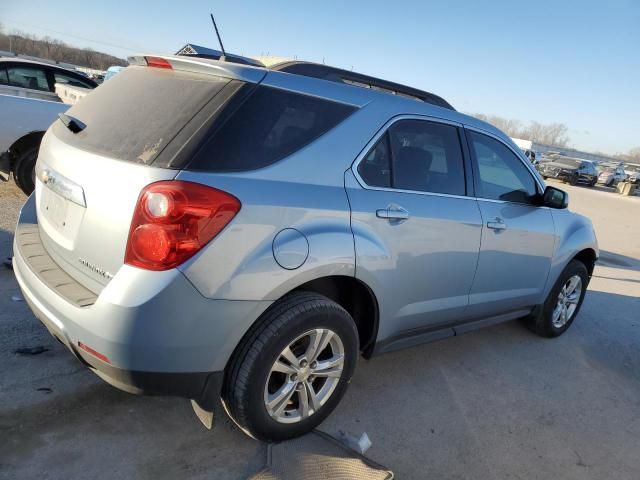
(13, 54), (598, 441)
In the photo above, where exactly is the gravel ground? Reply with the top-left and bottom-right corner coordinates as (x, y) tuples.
(1, 179), (639, 479)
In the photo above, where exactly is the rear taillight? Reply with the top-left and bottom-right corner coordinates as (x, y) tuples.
(125, 181), (240, 271)
(145, 56), (172, 69)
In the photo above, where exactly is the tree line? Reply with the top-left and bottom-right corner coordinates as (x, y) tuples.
(471, 113), (639, 162)
(471, 113), (570, 147)
(0, 25), (126, 71)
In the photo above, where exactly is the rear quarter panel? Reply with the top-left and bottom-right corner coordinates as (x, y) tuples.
(176, 174), (355, 300)
(0, 94), (66, 153)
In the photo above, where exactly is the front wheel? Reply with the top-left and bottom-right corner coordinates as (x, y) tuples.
(528, 260), (588, 338)
(224, 292), (359, 442)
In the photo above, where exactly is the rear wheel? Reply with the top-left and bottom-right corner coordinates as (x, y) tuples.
(224, 292), (358, 442)
(528, 260), (588, 338)
(13, 146), (38, 195)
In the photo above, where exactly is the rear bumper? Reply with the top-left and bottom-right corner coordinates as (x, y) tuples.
(19, 285), (221, 397)
(13, 195), (272, 398)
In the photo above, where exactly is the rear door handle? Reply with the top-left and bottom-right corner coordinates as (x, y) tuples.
(487, 217), (506, 230)
(376, 205), (409, 220)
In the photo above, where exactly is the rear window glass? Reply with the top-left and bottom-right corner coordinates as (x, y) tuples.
(187, 86), (357, 172)
(52, 66), (231, 164)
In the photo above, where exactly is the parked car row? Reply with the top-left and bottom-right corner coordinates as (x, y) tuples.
(537, 156), (598, 186)
(535, 154), (639, 190)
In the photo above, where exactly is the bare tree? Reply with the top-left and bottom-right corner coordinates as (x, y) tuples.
(0, 30), (126, 69)
(471, 113), (570, 147)
(617, 147), (640, 162)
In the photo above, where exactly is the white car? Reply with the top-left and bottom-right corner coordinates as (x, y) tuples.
(597, 164), (626, 187)
(0, 57), (97, 194)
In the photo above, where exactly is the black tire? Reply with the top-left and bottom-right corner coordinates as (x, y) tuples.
(528, 260), (589, 338)
(588, 179), (597, 187)
(13, 146), (38, 195)
(224, 292), (359, 442)
(542, 175), (548, 180)
(568, 174), (578, 186)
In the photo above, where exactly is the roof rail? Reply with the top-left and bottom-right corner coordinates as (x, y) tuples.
(270, 61), (454, 110)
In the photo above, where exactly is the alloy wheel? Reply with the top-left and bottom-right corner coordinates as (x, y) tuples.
(552, 275), (583, 328)
(264, 328), (344, 424)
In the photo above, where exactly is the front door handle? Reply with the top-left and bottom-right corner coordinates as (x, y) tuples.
(376, 205), (410, 220)
(487, 217), (506, 230)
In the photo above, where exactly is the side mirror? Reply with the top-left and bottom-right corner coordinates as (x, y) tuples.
(543, 186), (569, 209)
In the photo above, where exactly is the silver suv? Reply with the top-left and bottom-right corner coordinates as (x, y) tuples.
(13, 55), (598, 441)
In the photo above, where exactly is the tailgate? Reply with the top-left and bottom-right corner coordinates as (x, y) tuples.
(35, 131), (176, 292)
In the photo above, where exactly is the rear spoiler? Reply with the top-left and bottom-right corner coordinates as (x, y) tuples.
(127, 55), (267, 84)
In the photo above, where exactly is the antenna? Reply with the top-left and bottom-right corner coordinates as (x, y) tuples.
(210, 13), (227, 58)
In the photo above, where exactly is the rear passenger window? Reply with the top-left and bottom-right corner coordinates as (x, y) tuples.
(189, 86), (357, 172)
(357, 120), (466, 196)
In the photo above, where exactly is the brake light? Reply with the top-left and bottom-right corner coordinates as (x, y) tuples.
(145, 56), (172, 69)
(125, 181), (241, 271)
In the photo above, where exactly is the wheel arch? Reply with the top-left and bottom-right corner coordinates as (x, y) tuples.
(572, 248), (597, 278)
(224, 274), (379, 381)
(8, 130), (45, 171)
(289, 275), (379, 358)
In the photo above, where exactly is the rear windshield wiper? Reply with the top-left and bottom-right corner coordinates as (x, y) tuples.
(58, 113), (86, 134)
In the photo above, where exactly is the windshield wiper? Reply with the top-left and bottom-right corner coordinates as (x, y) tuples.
(58, 113), (86, 134)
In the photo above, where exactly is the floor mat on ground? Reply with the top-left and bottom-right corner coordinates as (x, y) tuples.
(249, 430), (393, 480)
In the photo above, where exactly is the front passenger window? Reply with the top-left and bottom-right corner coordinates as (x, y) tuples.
(468, 131), (538, 204)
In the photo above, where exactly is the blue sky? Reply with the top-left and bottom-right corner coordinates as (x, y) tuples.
(3, 0), (639, 154)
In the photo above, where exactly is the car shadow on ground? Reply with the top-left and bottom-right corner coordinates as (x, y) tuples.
(598, 250), (640, 270)
(0, 228), (14, 269)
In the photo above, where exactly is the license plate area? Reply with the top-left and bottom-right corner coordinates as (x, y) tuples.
(42, 187), (69, 230)
(37, 181), (86, 250)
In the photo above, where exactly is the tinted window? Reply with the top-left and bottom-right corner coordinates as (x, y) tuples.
(189, 86), (356, 172)
(388, 120), (465, 195)
(469, 131), (538, 204)
(357, 133), (391, 188)
(7, 66), (49, 91)
(52, 66), (231, 164)
(0, 68), (8, 85)
(53, 72), (95, 89)
(359, 120), (466, 195)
